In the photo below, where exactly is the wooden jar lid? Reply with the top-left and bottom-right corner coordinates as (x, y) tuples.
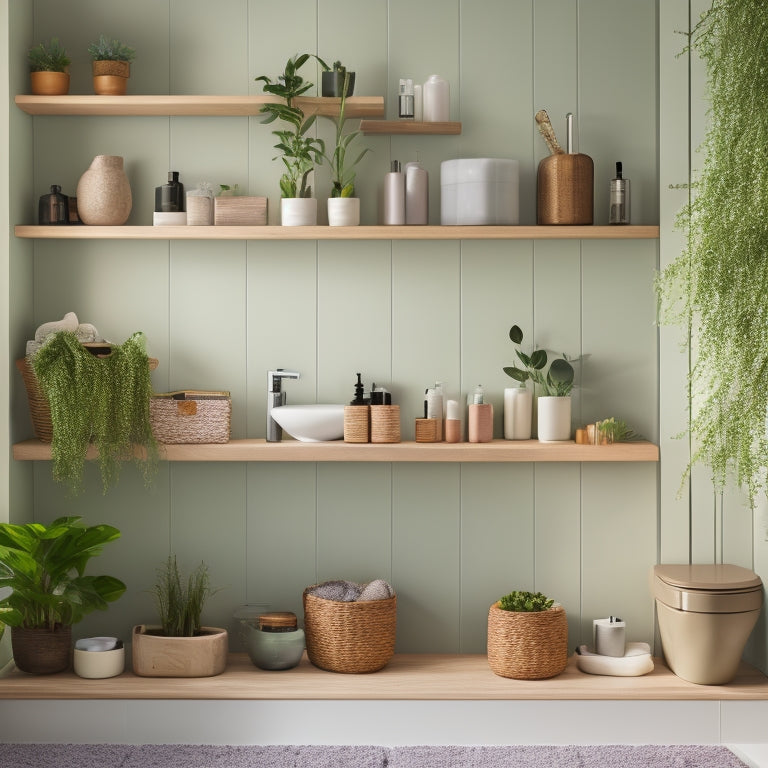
(259, 611), (298, 631)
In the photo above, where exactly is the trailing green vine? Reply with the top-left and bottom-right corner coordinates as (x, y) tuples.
(656, 0), (768, 506)
(32, 331), (158, 494)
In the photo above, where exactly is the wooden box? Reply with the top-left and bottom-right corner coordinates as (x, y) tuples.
(214, 196), (267, 226)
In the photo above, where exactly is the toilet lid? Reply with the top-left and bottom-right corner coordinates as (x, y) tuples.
(654, 563), (762, 590)
(653, 564), (763, 613)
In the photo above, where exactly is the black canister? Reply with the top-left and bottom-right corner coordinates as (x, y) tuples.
(38, 184), (69, 225)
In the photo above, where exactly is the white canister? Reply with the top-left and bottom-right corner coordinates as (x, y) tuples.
(404, 162), (428, 225)
(593, 617), (626, 657)
(504, 387), (532, 440)
(537, 396), (572, 442)
(423, 75), (449, 122)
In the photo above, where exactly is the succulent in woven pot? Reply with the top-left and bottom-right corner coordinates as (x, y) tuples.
(487, 591), (568, 680)
(88, 34), (135, 95)
(302, 585), (396, 674)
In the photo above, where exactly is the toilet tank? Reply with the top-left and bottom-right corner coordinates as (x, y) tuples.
(440, 158), (519, 225)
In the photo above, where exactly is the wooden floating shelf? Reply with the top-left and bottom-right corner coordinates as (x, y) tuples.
(15, 225), (660, 241)
(13, 438), (659, 463)
(14, 94), (385, 119)
(0, 653), (764, 701)
(360, 119), (462, 135)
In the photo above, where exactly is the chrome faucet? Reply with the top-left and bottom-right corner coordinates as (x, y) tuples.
(266, 369), (300, 442)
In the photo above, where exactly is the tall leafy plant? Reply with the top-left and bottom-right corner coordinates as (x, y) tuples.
(0, 516), (126, 630)
(256, 54), (327, 198)
(656, 1), (768, 505)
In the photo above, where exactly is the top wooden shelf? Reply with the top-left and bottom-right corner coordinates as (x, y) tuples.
(15, 225), (660, 241)
(14, 94), (385, 118)
(360, 120), (462, 135)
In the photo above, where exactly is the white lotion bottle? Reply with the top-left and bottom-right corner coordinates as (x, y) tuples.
(404, 161), (428, 225)
(504, 386), (532, 439)
(413, 84), (423, 121)
(423, 74), (449, 122)
(383, 161), (405, 225)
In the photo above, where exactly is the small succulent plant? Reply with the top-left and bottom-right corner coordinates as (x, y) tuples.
(28, 38), (71, 72)
(88, 35), (136, 62)
(498, 591), (555, 612)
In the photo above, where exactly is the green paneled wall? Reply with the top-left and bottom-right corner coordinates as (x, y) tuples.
(15, 0), (661, 654)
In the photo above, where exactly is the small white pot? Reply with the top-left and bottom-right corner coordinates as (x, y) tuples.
(327, 197), (360, 226)
(503, 387), (532, 440)
(537, 396), (572, 442)
(73, 646), (125, 679)
(281, 197), (317, 226)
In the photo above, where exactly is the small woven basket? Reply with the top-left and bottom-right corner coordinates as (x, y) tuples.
(150, 391), (231, 444)
(487, 601), (568, 680)
(16, 345), (158, 443)
(303, 588), (396, 674)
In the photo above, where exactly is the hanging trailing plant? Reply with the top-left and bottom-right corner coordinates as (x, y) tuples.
(32, 331), (159, 495)
(656, 0), (768, 506)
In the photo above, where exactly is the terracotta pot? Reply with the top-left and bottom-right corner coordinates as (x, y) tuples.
(11, 625), (72, 674)
(30, 71), (70, 96)
(131, 624), (228, 677)
(487, 602), (568, 679)
(92, 60), (130, 95)
(76, 154), (132, 225)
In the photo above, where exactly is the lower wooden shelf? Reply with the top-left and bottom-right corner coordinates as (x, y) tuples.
(12, 438), (660, 463)
(0, 653), (764, 701)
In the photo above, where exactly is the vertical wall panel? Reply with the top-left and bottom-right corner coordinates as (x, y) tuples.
(460, 463), (534, 653)
(393, 464), (461, 652)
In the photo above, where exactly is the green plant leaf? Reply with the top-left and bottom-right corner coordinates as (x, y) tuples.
(530, 349), (547, 370)
(509, 325), (524, 344)
(503, 366), (529, 383)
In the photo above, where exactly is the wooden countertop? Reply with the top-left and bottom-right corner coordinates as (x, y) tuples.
(1, 653), (766, 701)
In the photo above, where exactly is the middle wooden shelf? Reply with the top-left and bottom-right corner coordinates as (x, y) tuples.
(13, 438), (659, 463)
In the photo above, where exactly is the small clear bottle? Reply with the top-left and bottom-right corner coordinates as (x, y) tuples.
(608, 162), (630, 224)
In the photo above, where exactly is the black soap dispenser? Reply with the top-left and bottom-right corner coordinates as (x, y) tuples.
(38, 185), (69, 225)
(344, 373), (370, 443)
(155, 171), (185, 212)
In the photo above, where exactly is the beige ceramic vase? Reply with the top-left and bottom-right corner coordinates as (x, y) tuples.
(76, 155), (132, 225)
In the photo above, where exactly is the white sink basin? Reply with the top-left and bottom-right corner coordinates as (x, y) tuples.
(270, 404), (345, 442)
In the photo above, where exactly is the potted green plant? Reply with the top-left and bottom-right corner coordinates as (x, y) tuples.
(322, 68), (370, 226)
(657, 2), (768, 507)
(27, 38), (71, 96)
(132, 555), (228, 677)
(0, 516), (126, 674)
(87, 34), (135, 95)
(321, 59), (355, 98)
(487, 590), (568, 680)
(255, 53), (327, 226)
(503, 324), (575, 442)
(28, 331), (159, 495)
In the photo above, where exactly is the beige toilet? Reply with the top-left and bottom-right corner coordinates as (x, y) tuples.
(652, 563), (763, 685)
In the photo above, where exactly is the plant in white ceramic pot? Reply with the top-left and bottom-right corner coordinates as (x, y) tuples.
(256, 54), (327, 226)
(132, 555), (227, 677)
(503, 324), (575, 442)
(321, 67), (370, 226)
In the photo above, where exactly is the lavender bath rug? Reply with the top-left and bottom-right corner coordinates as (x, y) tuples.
(0, 743), (748, 767)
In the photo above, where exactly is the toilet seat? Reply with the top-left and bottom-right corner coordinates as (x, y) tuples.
(653, 564), (763, 613)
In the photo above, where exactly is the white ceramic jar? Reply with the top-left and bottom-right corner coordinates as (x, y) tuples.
(423, 75), (450, 122)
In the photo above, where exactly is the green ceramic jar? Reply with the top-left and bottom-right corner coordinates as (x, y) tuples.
(245, 612), (305, 671)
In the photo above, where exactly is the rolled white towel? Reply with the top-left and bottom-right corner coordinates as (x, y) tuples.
(358, 579), (394, 601)
(575, 641), (654, 677)
(34, 311), (79, 343)
(74, 636), (119, 652)
(75, 323), (100, 343)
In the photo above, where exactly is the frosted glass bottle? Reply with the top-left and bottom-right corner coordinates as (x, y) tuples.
(423, 75), (449, 122)
(504, 387), (533, 439)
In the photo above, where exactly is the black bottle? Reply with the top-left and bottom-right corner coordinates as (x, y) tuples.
(38, 185), (69, 225)
(155, 171), (185, 212)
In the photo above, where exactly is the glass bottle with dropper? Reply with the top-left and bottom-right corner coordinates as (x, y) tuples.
(609, 162), (630, 224)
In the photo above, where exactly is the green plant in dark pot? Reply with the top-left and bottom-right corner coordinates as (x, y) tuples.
(255, 53), (327, 225)
(656, 0), (768, 507)
(0, 516), (126, 674)
(488, 590), (568, 680)
(321, 59), (355, 97)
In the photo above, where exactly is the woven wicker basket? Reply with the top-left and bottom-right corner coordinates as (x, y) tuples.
(150, 391), (231, 444)
(16, 345), (158, 443)
(487, 601), (568, 680)
(303, 588), (396, 674)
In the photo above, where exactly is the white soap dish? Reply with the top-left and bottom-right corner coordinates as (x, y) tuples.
(575, 642), (654, 677)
